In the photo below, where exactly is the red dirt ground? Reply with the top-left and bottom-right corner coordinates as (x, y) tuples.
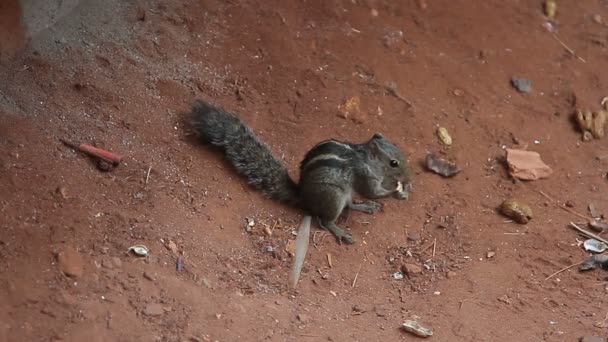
(1, 0), (608, 341)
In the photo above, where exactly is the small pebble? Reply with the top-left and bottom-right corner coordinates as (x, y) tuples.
(407, 231), (421, 241)
(511, 77), (532, 93)
(143, 303), (164, 317)
(296, 314), (310, 323)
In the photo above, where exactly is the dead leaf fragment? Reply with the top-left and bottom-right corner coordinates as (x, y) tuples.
(505, 149), (552, 180)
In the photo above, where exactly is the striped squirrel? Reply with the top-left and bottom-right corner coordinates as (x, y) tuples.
(189, 99), (412, 244)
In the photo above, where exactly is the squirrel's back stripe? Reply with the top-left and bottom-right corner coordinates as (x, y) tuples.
(300, 140), (353, 171)
(301, 154), (348, 171)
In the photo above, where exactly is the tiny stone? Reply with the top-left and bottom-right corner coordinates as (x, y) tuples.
(446, 271), (457, 278)
(565, 200), (575, 208)
(296, 314), (310, 323)
(402, 263), (423, 275)
(453, 88), (464, 97)
(143, 303), (164, 317)
(407, 232), (421, 241)
(487, 251), (496, 258)
(370, 8), (378, 17)
(101, 258), (114, 269)
(111, 257), (122, 268)
(56, 186), (68, 199)
(510, 77), (532, 93)
(57, 246), (84, 278)
(143, 271), (155, 281)
(592, 14), (603, 24)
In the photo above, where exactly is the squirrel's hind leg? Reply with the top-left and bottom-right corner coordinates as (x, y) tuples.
(318, 218), (354, 244)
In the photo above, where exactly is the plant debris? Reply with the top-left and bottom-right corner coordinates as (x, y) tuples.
(583, 239), (607, 253)
(402, 320), (433, 337)
(425, 152), (461, 177)
(505, 148), (552, 180)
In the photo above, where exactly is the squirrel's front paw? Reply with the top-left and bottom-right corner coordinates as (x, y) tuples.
(349, 201), (382, 214)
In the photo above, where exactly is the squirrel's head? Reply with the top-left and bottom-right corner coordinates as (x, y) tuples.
(368, 133), (412, 200)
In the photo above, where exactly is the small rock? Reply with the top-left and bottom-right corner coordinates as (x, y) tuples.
(143, 303), (164, 317)
(165, 240), (178, 254)
(498, 294), (512, 305)
(101, 258), (114, 269)
(111, 257), (122, 268)
(370, 8), (378, 17)
(296, 314), (310, 323)
(143, 271), (155, 282)
(352, 304), (369, 313)
(433, 291), (441, 296)
(453, 88), (464, 97)
(407, 232), (421, 241)
(580, 337), (606, 342)
(402, 263), (422, 276)
(511, 77), (532, 93)
(285, 240), (296, 257)
(55, 186), (68, 199)
(592, 14), (603, 24)
(486, 251), (496, 258)
(136, 6), (146, 21)
(446, 271), (457, 278)
(97, 160), (112, 172)
(57, 246), (84, 278)
(565, 200), (575, 208)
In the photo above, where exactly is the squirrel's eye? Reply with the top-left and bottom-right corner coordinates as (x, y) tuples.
(390, 159), (399, 168)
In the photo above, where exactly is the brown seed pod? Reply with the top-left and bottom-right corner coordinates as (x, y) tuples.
(544, 0), (557, 18)
(591, 110), (607, 138)
(576, 109), (593, 132)
(500, 199), (533, 224)
(436, 127), (452, 145)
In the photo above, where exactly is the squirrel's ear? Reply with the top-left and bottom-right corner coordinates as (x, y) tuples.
(372, 133), (384, 140)
(368, 139), (386, 157)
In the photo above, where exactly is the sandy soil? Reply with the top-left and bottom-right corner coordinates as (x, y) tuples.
(1, 0), (608, 341)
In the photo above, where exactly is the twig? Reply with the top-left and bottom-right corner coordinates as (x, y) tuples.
(459, 297), (474, 310)
(537, 190), (593, 220)
(432, 238), (437, 258)
(421, 240), (435, 253)
(327, 253), (333, 268)
(145, 166), (152, 185)
(351, 263), (363, 288)
(570, 222), (608, 245)
(552, 34), (586, 63)
(504, 232), (526, 235)
(363, 251), (376, 265)
(544, 260), (584, 281)
(386, 82), (414, 108)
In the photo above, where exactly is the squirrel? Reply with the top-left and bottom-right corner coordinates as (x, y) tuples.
(188, 99), (412, 244)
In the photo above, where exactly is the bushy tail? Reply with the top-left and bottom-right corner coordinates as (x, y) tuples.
(189, 99), (300, 205)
